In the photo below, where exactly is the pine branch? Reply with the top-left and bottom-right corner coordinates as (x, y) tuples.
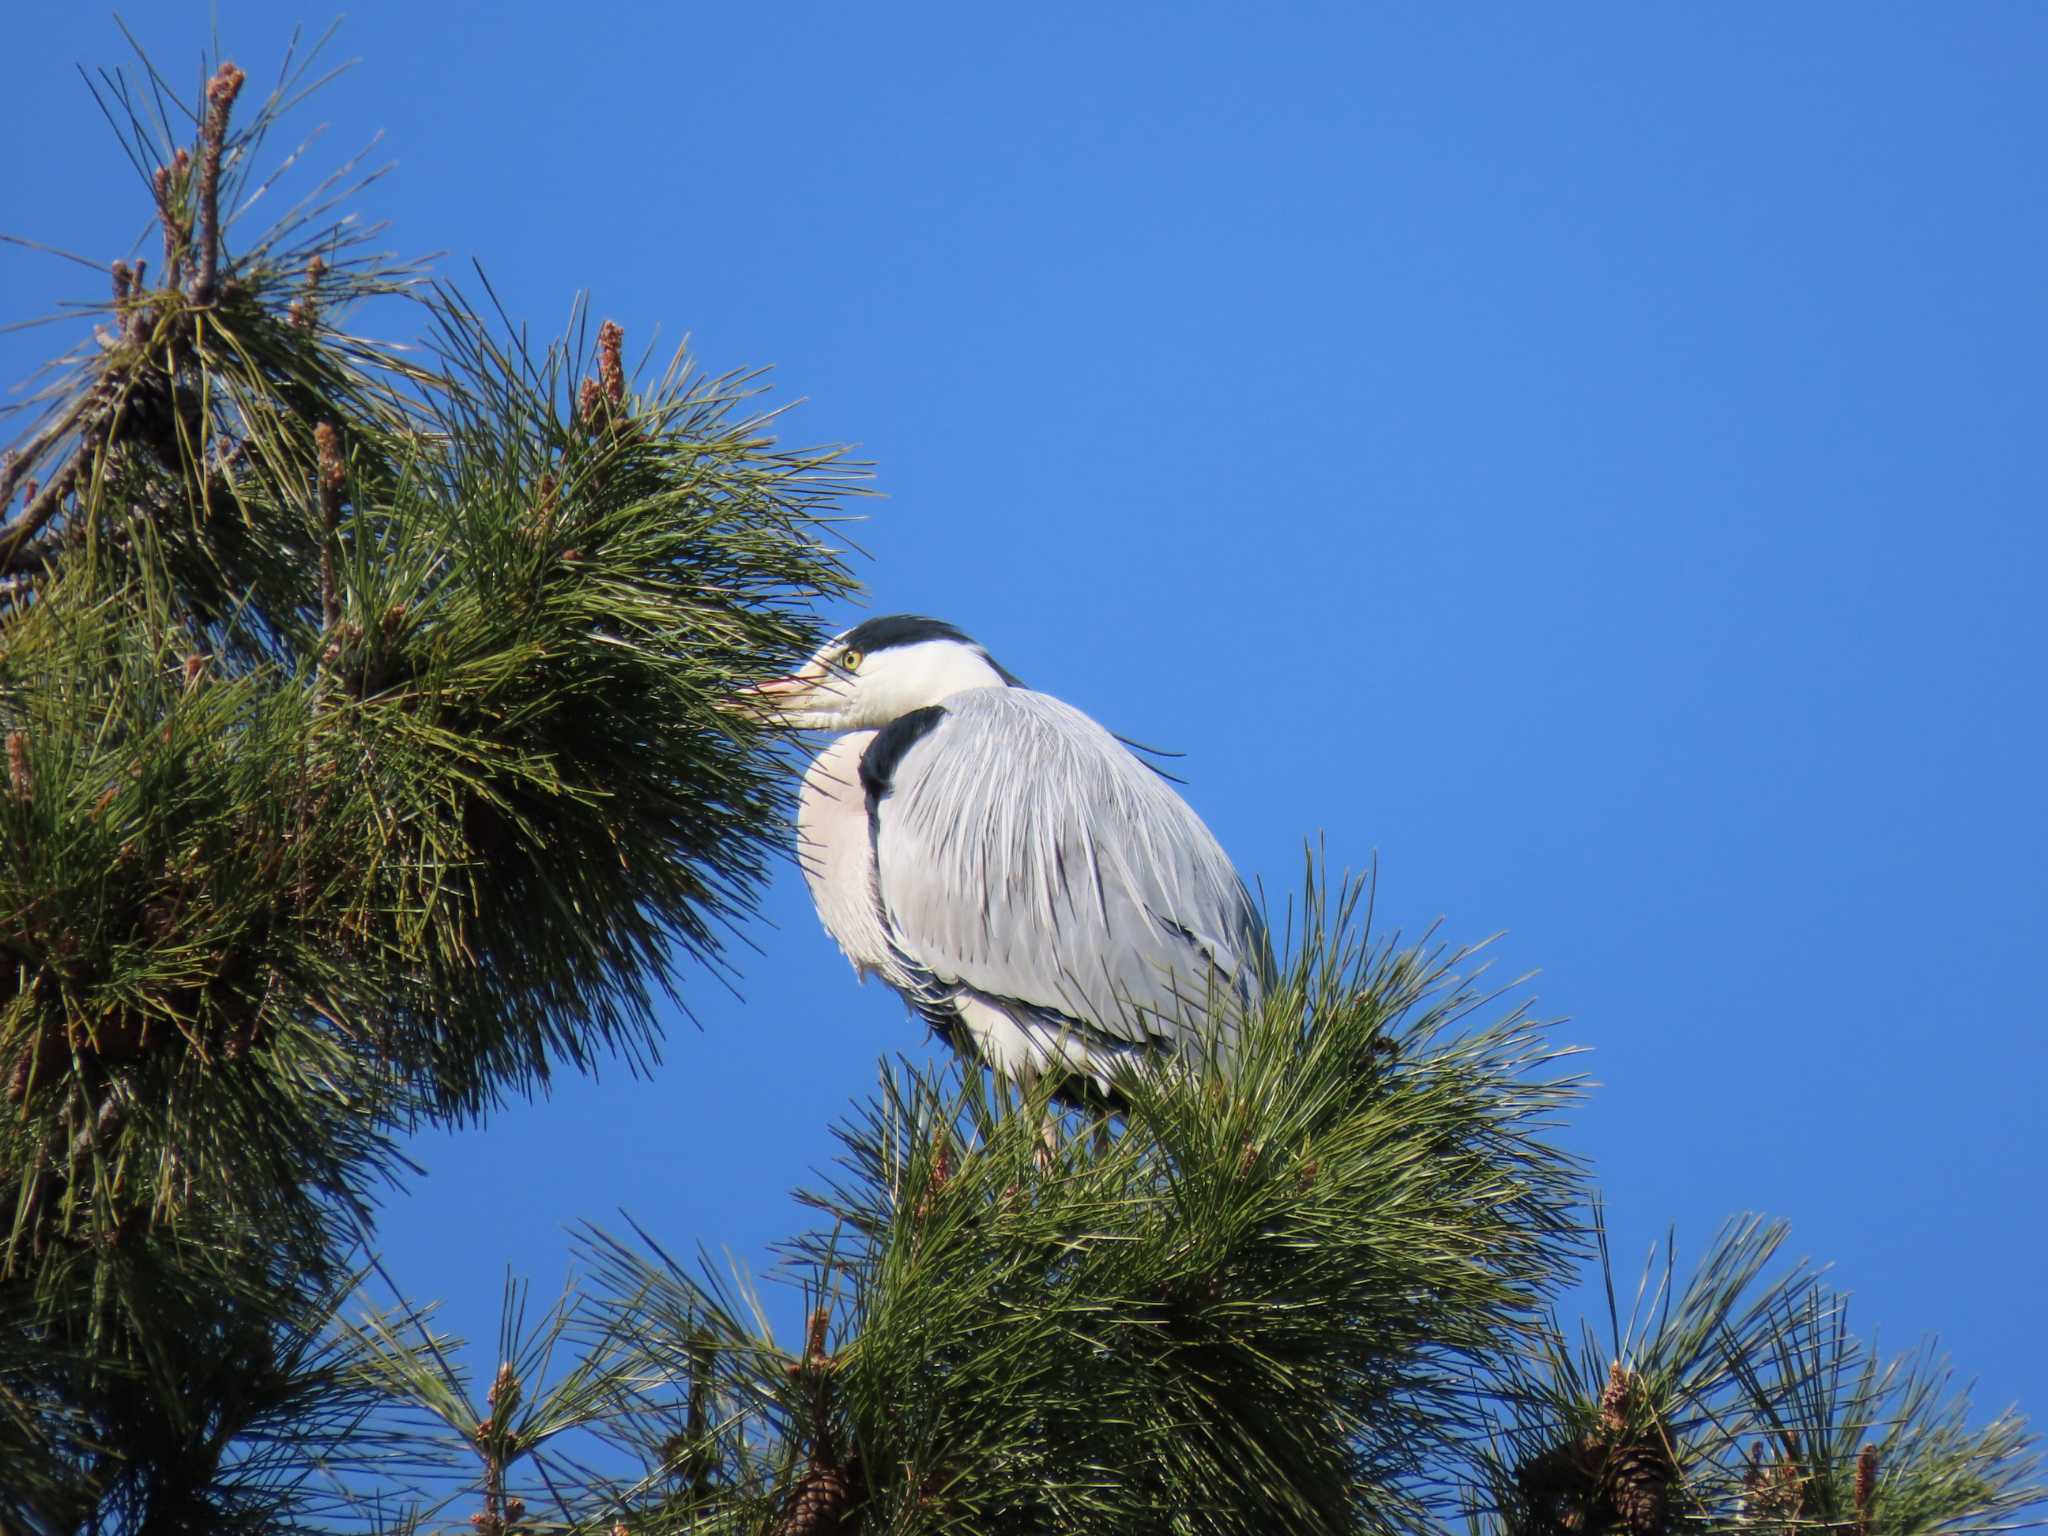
(0, 27), (861, 1532)
(2, 29), (860, 1273)
(579, 865), (1588, 1535)
(1474, 1213), (2044, 1536)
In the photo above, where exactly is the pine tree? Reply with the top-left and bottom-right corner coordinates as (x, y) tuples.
(1, 31), (854, 1531)
(3, 32), (2039, 1536)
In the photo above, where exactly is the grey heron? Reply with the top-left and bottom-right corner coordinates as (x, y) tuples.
(749, 615), (1269, 1105)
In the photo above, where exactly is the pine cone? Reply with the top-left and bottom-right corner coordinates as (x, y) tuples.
(1516, 1436), (1605, 1536)
(1604, 1437), (1676, 1536)
(774, 1460), (859, 1536)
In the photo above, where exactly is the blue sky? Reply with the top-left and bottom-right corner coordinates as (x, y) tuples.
(6, 3), (2044, 1437)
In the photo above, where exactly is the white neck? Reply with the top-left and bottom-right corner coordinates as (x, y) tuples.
(905, 641), (1008, 700)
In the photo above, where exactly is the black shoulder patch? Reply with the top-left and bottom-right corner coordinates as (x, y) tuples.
(839, 614), (973, 654)
(859, 704), (948, 810)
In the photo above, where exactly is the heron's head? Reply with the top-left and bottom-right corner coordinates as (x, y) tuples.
(742, 615), (1019, 730)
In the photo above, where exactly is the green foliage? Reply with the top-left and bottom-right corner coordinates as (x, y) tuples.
(1476, 1217), (2041, 1536)
(557, 877), (1588, 1536)
(0, 1260), (449, 1536)
(330, 880), (2040, 1536)
(0, 31), (855, 1532)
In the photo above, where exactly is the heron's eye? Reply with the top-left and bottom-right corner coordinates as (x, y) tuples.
(840, 649), (863, 673)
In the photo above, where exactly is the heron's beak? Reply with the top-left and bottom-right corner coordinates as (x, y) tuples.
(727, 674), (804, 719)
(727, 668), (841, 728)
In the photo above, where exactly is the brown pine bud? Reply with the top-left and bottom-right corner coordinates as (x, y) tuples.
(913, 1141), (953, 1225)
(529, 473), (560, 541)
(6, 731), (29, 801)
(598, 319), (626, 405)
(805, 1306), (830, 1365)
(291, 255), (329, 327)
(1600, 1361), (1636, 1433)
(314, 422), (345, 494)
(206, 61), (246, 117)
(1743, 1443), (1805, 1526)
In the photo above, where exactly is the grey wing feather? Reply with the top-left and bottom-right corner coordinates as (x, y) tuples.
(869, 688), (1268, 1053)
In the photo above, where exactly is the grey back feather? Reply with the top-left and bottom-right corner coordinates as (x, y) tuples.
(867, 687), (1269, 1058)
